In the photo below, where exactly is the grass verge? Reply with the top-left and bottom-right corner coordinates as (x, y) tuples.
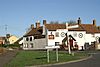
(5, 50), (89, 67)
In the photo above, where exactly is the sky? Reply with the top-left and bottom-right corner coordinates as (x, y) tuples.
(0, 0), (100, 37)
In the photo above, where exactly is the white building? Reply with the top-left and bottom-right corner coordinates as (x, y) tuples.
(21, 18), (100, 50)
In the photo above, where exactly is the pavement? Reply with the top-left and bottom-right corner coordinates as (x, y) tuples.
(0, 50), (18, 67)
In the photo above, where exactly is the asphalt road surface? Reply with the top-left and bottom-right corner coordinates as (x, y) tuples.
(47, 51), (100, 67)
(0, 50), (18, 67)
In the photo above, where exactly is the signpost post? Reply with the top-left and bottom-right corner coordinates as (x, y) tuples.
(45, 46), (60, 63)
(47, 49), (49, 63)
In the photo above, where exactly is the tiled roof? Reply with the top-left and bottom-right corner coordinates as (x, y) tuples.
(68, 23), (100, 33)
(80, 24), (100, 34)
(45, 24), (66, 31)
(24, 22), (100, 37)
(24, 27), (43, 37)
(0, 37), (5, 40)
(45, 23), (100, 34)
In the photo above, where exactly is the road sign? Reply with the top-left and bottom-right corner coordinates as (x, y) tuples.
(45, 46), (60, 63)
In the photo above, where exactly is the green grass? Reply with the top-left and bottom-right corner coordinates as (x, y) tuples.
(5, 50), (89, 67)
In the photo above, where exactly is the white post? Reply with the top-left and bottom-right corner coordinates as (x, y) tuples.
(68, 43), (71, 54)
(56, 48), (58, 62)
(47, 49), (49, 63)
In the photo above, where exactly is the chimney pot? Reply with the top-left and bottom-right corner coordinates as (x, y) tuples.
(93, 19), (96, 26)
(43, 20), (46, 25)
(31, 24), (34, 29)
(77, 17), (81, 24)
(36, 21), (40, 28)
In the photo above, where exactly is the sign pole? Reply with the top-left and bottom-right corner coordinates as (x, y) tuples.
(47, 49), (49, 63)
(56, 48), (58, 62)
(45, 46), (60, 63)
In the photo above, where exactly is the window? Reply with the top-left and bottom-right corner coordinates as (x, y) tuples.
(55, 42), (59, 46)
(24, 43), (28, 48)
(26, 43), (28, 48)
(30, 43), (34, 48)
(26, 37), (29, 41)
(56, 32), (59, 37)
(99, 38), (100, 43)
(30, 37), (32, 41)
(48, 35), (54, 39)
(73, 32), (77, 37)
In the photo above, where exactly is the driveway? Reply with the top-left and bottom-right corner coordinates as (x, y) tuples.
(47, 51), (100, 67)
(0, 50), (18, 67)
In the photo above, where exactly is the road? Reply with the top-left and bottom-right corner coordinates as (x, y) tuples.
(47, 51), (100, 67)
(0, 50), (18, 67)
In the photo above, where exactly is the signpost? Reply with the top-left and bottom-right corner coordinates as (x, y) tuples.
(45, 46), (60, 63)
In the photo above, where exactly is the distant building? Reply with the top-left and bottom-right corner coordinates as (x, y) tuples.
(0, 37), (5, 45)
(8, 35), (19, 44)
(0, 34), (18, 45)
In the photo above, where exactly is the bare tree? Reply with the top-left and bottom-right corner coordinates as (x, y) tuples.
(67, 20), (76, 25)
(50, 21), (59, 24)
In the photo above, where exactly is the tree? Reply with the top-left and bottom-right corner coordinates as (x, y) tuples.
(50, 21), (59, 24)
(97, 26), (100, 30)
(67, 20), (76, 25)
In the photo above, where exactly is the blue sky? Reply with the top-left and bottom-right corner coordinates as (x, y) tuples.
(0, 0), (100, 37)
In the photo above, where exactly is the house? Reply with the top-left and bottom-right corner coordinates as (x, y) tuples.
(0, 37), (5, 45)
(8, 35), (19, 44)
(22, 18), (100, 50)
(68, 18), (100, 50)
(5, 34), (19, 44)
(0, 34), (19, 45)
(44, 22), (68, 47)
(44, 19), (85, 50)
(22, 21), (46, 50)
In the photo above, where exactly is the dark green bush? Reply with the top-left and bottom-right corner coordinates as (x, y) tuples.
(1, 44), (20, 48)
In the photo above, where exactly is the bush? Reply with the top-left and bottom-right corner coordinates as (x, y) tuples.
(2, 44), (20, 48)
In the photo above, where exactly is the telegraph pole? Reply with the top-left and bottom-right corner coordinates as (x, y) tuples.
(5, 24), (8, 45)
(5, 24), (8, 35)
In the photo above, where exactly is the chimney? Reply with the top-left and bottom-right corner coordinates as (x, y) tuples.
(93, 19), (96, 26)
(31, 24), (34, 29)
(36, 21), (40, 28)
(43, 20), (46, 25)
(66, 23), (68, 29)
(77, 17), (81, 24)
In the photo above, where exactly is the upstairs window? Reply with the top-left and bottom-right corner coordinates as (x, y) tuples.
(48, 32), (54, 39)
(30, 37), (32, 41)
(55, 32), (59, 37)
(73, 32), (77, 37)
(48, 35), (54, 39)
(26, 37), (29, 41)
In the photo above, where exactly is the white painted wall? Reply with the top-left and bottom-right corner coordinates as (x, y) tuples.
(85, 34), (96, 45)
(19, 39), (23, 44)
(23, 36), (34, 49)
(68, 31), (86, 50)
(47, 29), (68, 46)
(95, 33), (100, 43)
